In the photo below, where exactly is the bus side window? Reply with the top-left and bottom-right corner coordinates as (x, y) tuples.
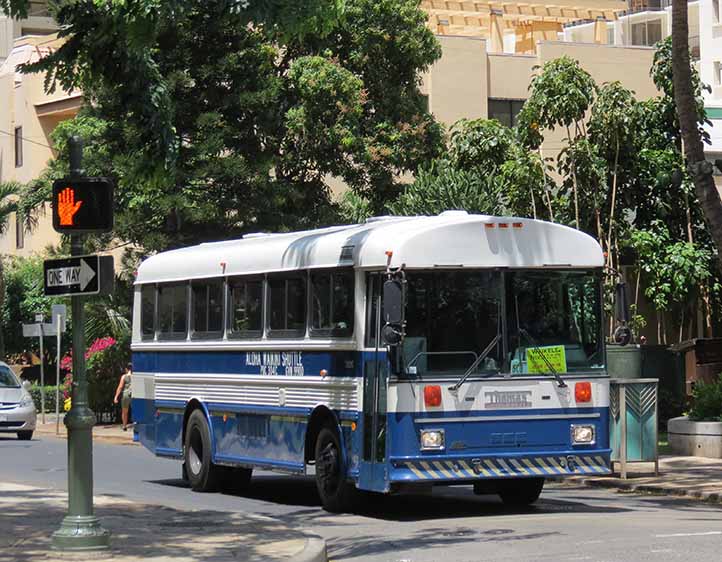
(158, 282), (188, 340)
(268, 275), (306, 338)
(310, 269), (354, 337)
(140, 284), (155, 340)
(191, 279), (223, 338)
(228, 278), (263, 338)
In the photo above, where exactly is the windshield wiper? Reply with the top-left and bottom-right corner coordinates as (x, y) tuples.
(518, 328), (567, 388)
(449, 334), (502, 394)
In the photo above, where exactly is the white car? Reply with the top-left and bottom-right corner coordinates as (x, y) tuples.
(0, 362), (36, 440)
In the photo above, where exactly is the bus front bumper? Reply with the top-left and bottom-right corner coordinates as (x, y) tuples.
(388, 450), (612, 482)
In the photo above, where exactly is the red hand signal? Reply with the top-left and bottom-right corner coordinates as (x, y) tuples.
(57, 187), (83, 226)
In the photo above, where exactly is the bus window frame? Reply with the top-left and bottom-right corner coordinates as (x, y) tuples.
(157, 281), (190, 341)
(227, 275), (265, 340)
(309, 267), (355, 339)
(140, 283), (157, 341)
(190, 277), (225, 341)
(266, 272), (308, 339)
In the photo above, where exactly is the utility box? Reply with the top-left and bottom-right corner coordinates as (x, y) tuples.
(609, 378), (659, 479)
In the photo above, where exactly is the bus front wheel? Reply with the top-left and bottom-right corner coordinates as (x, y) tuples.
(314, 426), (355, 512)
(498, 478), (545, 506)
(184, 409), (221, 492)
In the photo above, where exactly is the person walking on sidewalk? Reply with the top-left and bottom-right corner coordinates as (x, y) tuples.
(113, 363), (133, 430)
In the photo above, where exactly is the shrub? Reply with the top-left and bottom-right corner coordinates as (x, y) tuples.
(61, 335), (130, 423)
(28, 384), (64, 414)
(688, 374), (722, 422)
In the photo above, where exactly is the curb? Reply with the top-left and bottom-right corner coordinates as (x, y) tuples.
(572, 476), (722, 504)
(295, 537), (328, 562)
(34, 426), (137, 446)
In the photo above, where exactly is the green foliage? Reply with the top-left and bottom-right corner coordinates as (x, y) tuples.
(448, 119), (514, 171)
(650, 36), (710, 145)
(523, 57), (597, 132)
(630, 222), (712, 311)
(389, 160), (510, 216)
(20, 0), (442, 250)
(87, 335), (131, 423)
(28, 384), (63, 415)
(337, 190), (373, 224)
(1, 256), (61, 358)
(689, 374), (722, 422)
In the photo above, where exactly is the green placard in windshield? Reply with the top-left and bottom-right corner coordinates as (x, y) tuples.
(527, 345), (567, 374)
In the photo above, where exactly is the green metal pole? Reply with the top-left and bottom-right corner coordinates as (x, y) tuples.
(51, 136), (110, 551)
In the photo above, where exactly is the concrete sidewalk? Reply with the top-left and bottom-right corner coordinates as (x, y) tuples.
(0, 482), (327, 562)
(34, 414), (136, 446)
(569, 455), (722, 503)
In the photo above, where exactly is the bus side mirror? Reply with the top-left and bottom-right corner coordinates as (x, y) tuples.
(381, 278), (405, 347)
(613, 282), (632, 346)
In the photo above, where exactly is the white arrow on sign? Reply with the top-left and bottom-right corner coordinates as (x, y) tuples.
(79, 258), (96, 291)
(46, 258), (96, 291)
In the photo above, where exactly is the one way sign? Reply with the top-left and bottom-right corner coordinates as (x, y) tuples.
(43, 255), (114, 297)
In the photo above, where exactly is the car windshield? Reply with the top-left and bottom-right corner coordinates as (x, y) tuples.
(507, 270), (604, 374)
(401, 270), (502, 376)
(0, 366), (20, 388)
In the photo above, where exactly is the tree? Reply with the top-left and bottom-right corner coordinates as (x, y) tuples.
(519, 57), (597, 229)
(671, 0), (722, 259)
(20, 0), (442, 252)
(0, 181), (21, 359)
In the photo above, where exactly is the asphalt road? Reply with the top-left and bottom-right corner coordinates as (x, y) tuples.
(2, 434), (721, 562)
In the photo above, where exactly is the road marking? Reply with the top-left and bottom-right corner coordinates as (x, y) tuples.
(655, 531), (722, 538)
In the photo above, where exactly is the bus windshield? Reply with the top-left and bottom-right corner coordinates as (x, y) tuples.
(402, 270), (503, 376)
(507, 270), (604, 374)
(398, 269), (604, 377)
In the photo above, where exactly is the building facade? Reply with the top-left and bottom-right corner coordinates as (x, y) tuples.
(0, 34), (81, 256)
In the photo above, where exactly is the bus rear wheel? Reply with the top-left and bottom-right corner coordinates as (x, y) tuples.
(498, 478), (544, 506)
(314, 426), (355, 513)
(184, 409), (221, 492)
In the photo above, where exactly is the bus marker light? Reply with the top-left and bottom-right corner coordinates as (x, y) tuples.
(223, 414), (228, 422)
(512, 222), (523, 229)
(424, 385), (442, 407)
(498, 222), (509, 229)
(351, 422), (357, 431)
(575, 382), (592, 403)
(485, 223), (495, 229)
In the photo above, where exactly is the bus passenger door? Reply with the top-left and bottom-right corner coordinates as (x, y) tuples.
(358, 289), (389, 493)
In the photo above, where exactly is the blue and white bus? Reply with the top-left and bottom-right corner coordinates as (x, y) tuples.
(131, 212), (612, 511)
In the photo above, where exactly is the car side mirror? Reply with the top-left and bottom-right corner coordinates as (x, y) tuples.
(22, 380), (31, 391)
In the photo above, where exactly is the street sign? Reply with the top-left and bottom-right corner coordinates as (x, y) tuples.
(22, 322), (63, 336)
(52, 177), (114, 233)
(52, 304), (67, 327)
(43, 255), (114, 297)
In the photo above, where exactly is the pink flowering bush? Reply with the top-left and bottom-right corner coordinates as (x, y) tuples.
(61, 335), (129, 422)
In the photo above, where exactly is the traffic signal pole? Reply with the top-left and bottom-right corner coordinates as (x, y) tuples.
(51, 137), (111, 551)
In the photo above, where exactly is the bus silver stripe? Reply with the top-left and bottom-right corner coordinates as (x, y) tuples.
(414, 413), (601, 423)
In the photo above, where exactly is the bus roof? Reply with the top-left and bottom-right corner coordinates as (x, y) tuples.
(135, 212), (604, 284)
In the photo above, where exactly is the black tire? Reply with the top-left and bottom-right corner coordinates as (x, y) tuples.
(17, 431), (33, 441)
(184, 409), (221, 492)
(498, 478), (544, 506)
(314, 426), (355, 512)
(221, 466), (253, 494)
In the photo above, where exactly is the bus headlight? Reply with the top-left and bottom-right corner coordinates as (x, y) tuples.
(571, 425), (595, 445)
(420, 429), (445, 450)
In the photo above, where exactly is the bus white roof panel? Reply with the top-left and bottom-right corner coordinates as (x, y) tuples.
(135, 214), (604, 284)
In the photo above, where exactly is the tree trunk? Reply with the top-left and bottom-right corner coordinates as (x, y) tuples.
(672, 0), (722, 257)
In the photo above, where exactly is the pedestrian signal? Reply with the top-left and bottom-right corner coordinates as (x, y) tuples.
(52, 177), (114, 233)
